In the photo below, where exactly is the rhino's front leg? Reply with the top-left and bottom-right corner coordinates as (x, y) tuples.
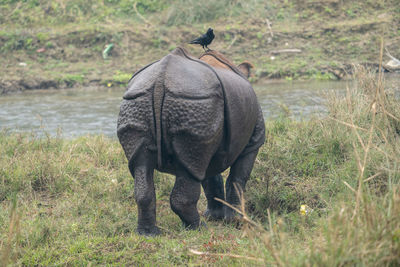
(170, 167), (202, 229)
(201, 174), (225, 220)
(131, 151), (161, 236)
(225, 150), (258, 221)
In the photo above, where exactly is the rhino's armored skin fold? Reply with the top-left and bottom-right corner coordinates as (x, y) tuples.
(117, 47), (265, 235)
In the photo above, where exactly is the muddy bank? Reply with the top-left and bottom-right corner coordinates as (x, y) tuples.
(0, 77), (108, 95)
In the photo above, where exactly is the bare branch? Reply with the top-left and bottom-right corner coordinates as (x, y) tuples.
(364, 172), (382, 183)
(343, 181), (357, 194)
(328, 116), (368, 132)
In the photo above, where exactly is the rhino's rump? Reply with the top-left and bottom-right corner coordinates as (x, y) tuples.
(161, 51), (262, 180)
(117, 95), (155, 167)
(162, 93), (224, 179)
(160, 51), (225, 179)
(117, 63), (160, 166)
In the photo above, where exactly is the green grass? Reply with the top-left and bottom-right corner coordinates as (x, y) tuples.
(1, 68), (399, 265)
(111, 71), (133, 85)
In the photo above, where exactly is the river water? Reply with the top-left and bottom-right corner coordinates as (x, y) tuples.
(0, 75), (398, 138)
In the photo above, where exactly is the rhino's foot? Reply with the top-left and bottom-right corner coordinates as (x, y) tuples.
(184, 220), (207, 231)
(224, 206), (243, 223)
(203, 208), (225, 221)
(136, 225), (162, 236)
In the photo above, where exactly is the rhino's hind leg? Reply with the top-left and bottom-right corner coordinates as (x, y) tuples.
(170, 167), (203, 230)
(225, 150), (259, 221)
(130, 150), (161, 236)
(201, 174), (225, 220)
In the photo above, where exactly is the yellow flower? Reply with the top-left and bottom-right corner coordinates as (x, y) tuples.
(107, 82), (112, 87)
(300, 204), (311, 216)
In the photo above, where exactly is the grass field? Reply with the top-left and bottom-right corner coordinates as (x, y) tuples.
(1, 66), (399, 265)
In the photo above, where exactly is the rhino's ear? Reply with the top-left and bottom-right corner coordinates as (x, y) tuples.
(237, 61), (254, 79)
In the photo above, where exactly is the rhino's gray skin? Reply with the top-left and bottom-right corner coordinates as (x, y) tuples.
(117, 47), (265, 235)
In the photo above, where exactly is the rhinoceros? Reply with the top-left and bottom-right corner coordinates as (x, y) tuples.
(117, 47), (265, 235)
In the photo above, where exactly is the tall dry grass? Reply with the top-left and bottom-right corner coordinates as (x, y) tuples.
(0, 197), (20, 267)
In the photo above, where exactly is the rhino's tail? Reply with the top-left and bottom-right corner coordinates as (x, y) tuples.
(153, 75), (165, 169)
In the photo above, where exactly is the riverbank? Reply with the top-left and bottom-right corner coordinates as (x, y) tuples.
(1, 66), (399, 265)
(1, 0), (399, 94)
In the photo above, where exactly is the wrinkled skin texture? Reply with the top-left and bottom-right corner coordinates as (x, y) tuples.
(117, 47), (265, 235)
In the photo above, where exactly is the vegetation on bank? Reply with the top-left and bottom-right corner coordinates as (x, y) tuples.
(1, 67), (399, 265)
(1, 0), (400, 93)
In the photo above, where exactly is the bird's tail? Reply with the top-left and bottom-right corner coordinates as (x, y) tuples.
(189, 38), (201, 44)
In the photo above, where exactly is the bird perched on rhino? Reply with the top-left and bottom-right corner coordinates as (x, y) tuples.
(189, 28), (215, 51)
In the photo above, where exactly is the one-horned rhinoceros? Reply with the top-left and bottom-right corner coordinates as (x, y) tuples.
(117, 47), (265, 235)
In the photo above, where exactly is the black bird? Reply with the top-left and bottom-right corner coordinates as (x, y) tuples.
(189, 28), (214, 51)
